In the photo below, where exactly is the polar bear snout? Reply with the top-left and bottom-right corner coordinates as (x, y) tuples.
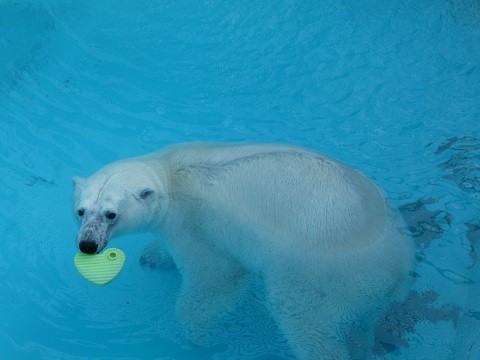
(79, 240), (98, 254)
(76, 214), (110, 254)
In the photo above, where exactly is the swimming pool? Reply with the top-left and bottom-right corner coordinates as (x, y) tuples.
(0, 0), (479, 359)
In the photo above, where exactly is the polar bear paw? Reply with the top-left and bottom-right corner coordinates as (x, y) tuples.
(139, 241), (176, 270)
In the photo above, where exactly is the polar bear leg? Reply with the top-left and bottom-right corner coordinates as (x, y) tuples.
(139, 241), (176, 270)
(265, 270), (351, 360)
(172, 237), (247, 343)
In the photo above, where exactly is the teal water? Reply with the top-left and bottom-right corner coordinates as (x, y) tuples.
(0, 0), (479, 359)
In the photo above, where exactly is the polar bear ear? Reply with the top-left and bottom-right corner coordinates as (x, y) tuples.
(139, 188), (155, 200)
(72, 176), (86, 189)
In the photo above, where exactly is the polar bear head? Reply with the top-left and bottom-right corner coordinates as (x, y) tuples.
(72, 161), (168, 254)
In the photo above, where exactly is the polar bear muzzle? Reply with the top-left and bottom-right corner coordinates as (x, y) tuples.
(77, 213), (112, 254)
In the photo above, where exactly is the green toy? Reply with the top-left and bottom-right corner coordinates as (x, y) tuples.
(74, 248), (126, 286)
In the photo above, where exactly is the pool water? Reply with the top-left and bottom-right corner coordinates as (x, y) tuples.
(0, 0), (479, 359)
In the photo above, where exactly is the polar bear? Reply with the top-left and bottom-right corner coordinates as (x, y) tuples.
(72, 142), (414, 359)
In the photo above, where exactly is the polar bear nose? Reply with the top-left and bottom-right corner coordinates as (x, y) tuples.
(79, 241), (98, 254)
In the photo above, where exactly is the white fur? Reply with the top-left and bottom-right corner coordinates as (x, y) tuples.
(73, 142), (414, 359)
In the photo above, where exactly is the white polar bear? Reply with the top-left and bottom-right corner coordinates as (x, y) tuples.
(72, 142), (414, 359)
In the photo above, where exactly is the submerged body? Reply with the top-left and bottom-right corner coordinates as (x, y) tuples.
(73, 142), (414, 359)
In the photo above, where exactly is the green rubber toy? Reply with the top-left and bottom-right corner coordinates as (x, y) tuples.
(74, 248), (126, 286)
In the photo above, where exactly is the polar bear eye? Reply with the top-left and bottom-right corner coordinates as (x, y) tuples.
(140, 189), (154, 199)
(106, 212), (117, 220)
(78, 209), (85, 217)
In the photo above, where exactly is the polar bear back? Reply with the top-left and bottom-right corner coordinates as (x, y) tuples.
(140, 143), (402, 268)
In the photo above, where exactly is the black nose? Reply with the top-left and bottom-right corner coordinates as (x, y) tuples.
(79, 241), (98, 254)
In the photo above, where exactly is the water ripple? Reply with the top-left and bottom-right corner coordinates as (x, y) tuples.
(0, 0), (479, 358)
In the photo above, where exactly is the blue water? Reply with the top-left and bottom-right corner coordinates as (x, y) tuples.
(0, 0), (479, 359)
